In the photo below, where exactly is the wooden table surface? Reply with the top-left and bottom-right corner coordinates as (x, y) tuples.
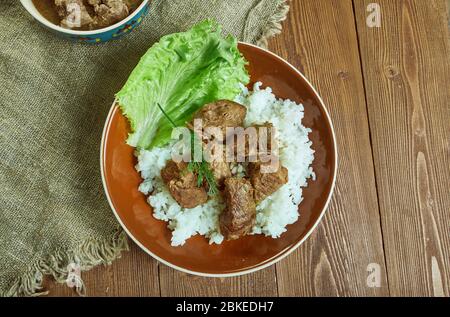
(44, 0), (450, 297)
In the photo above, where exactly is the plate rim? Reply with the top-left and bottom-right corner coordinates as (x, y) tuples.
(100, 41), (338, 277)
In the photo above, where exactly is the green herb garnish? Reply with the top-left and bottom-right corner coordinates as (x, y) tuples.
(157, 103), (218, 196)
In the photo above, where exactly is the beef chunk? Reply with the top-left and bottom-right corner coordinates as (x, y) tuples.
(54, 0), (131, 30)
(242, 122), (275, 161)
(219, 178), (256, 240)
(252, 122), (274, 156)
(191, 100), (247, 137)
(203, 144), (231, 189)
(209, 159), (231, 189)
(248, 162), (288, 203)
(88, 0), (129, 28)
(190, 100), (247, 181)
(161, 160), (185, 184)
(55, 0), (94, 29)
(160, 160), (208, 209)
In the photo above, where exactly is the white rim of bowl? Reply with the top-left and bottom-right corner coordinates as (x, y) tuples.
(100, 42), (338, 277)
(19, 0), (149, 36)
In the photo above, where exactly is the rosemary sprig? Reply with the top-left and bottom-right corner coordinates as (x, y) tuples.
(156, 103), (218, 196)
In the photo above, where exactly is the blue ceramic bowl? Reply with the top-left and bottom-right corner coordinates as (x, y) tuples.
(20, 0), (150, 43)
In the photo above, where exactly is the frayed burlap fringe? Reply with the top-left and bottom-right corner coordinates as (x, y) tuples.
(2, 227), (128, 297)
(256, 0), (290, 48)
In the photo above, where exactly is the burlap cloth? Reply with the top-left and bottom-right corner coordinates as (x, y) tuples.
(0, 0), (289, 296)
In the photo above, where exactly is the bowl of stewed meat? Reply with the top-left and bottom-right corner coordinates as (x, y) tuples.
(101, 21), (337, 276)
(20, 0), (149, 43)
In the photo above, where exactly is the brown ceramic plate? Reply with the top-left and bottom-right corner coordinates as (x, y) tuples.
(101, 42), (337, 276)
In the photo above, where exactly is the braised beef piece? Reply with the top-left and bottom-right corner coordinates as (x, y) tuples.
(160, 160), (208, 209)
(232, 122), (275, 161)
(55, 0), (131, 30)
(191, 100), (247, 137)
(248, 162), (288, 203)
(234, 122), (287, 202)
(55, 0), (94, 29)
(253, 122), (274, 155)
(209, 159), (231, 189)
(203, 144), (232, 189)
(160, 160), (184, 184)
(219, 178), (256, 240)
(88, 0), (129, 28)
(191, 100), (245, 188)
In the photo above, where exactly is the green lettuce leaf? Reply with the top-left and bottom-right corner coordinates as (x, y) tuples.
(116, 20), (249, 149)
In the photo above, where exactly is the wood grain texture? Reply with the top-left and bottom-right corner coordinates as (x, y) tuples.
(159, 266), (277, 297)
(353, 0), (450, 296)
(43, 243), (160, 296)
(268, 0), (389, 297)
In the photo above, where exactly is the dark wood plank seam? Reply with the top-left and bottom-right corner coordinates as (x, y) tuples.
(157, 262), (162, 297)
(350, 0), (391, 296)
(274, 262), (280, 297)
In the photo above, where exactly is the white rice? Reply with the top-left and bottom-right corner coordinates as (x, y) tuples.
(136, 82), (315, 246)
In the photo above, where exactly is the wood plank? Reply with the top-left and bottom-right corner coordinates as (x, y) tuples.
(268, 0), (389, 296)
(353, 0), (450, 296)
(44, 242), (160, 296)
(159, 266), (277, 297)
